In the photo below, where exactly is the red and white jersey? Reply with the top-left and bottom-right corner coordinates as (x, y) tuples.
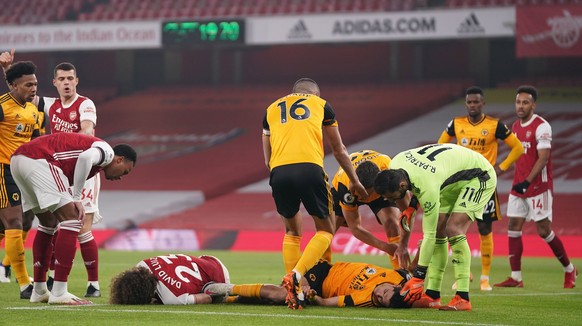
(137, 254), (228, 305)
(41, 94), (97, 134)
(511, 114), (553, 197)
(13, 133), (113, 185)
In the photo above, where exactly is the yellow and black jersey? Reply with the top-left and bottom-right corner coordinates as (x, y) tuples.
(320, 262), (405, 307)
(332, 150), (391, 211)
(263, 93), (337, 170)
(0, 93), (40, 164)
(440, 115), (511, 166)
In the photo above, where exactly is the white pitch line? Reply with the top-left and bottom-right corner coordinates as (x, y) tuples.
(6, 306), (509, 326)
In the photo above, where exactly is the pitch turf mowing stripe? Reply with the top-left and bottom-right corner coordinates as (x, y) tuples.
(5, 307), (510, 326)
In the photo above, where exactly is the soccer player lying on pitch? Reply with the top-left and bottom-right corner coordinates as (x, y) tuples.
(110, 254), (230, 305)
(203, 260), (426, 309)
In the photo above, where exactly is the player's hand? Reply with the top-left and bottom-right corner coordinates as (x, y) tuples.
(73, 201), (86, 222)
(395, 245), (411, 270)
(349, 181), (368, 201)
(0, 49), (14, 71)
(512, 180), (530, 194)
(400, 276), (424, 304)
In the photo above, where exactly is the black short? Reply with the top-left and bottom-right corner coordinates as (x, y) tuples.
(480, 190), (501, 223)
(304, 260), (332, 297)
(270, 163), (333, 219)
(0, 163), (21, 209)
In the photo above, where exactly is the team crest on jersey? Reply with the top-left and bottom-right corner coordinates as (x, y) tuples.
(69, 111), (78, 120)
(309, 273), (317, 282)
(526, 131), (532, 139)
(343, 193), (356, 204)
(12, 193), (19, 201)
(366, 267), (377, 275)
(481, 129), (488, 136)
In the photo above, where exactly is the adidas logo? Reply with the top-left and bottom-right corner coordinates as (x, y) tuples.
(288, 20), (312, 39)
(458, 13), (485, 34)
(459, 202), (467, 208)
(56, 108), (61, 113)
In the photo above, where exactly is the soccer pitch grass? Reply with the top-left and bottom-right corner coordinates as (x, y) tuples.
(1, 250), (580, 326)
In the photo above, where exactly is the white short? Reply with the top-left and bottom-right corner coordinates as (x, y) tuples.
(79, 173), (103, 224)
(506, 190), (553, 222)
(11, 155), (102, 224)
(10, 156), (73, 214)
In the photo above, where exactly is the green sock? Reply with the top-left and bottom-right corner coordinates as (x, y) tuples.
(426, 237), (448, 294)
(449, 235), (471, 292)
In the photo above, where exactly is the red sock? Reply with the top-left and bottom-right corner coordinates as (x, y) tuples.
(79, 232), (99, 282)
(545, 232), (571, 267)
(32, 226), (54, 282)
(508, 232), (523, 272)
(53, 221), (81, 282)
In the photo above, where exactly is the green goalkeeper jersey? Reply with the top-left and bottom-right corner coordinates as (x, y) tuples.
(389, 143), (496, 267)
(389, 143), (494, 221)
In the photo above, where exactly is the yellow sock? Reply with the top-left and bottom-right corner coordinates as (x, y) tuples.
(232, 284), (263, 298)
(321, 245), (332, 263)
(388, 235), (401, 269)
(4, 229), (30, 286)
(294, 231), (333, 275)
(283, 235), (302, 273)
(480, 233), (493, 277)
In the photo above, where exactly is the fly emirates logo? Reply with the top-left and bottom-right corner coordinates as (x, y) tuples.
(51, 115), (79, 132)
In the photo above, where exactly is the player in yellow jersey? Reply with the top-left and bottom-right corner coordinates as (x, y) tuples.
(330, 150), (410, 269)
(203, 260), (417, 308)
(438, 86), (523, 291)
(262, 78), (367, 309)
(0, 60), (40, 299)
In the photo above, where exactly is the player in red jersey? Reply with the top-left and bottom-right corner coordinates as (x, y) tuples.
(40, 62), (102, 297)
(110, 254), (230, 305)
(1, 50), (103, 297)
(10, 132), (137, 304)
(494, 86), (577, 289)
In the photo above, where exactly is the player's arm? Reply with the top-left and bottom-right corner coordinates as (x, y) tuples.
(324, 125), (367, 200)
(497, 122), (524, 173)
(261, 114), (271, 169)
(0, 49), (14, 89)
(310, 295), (340, 307)
(343, 207), (396, 255)
(437, 119), (455, 144)
(524, 148), (550, 183)
(79, 99), (97, 135)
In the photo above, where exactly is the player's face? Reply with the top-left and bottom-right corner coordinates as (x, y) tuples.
(10, 74), (37, 103)
(104, 158), (134, 181)
(53, 69), (78, 99)
(465, 94), (484, 118)
(515, 93), (536, 122)
(373, 283), (399, 308)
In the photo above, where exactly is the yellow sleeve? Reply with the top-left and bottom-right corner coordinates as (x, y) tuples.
(498, 133), (524, 171)
(437, 130), (453, 144)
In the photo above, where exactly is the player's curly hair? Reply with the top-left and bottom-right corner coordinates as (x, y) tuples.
(355, 161), (380, 189)
(5, 61), (36, 85)
(110, 266), (157, 304)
